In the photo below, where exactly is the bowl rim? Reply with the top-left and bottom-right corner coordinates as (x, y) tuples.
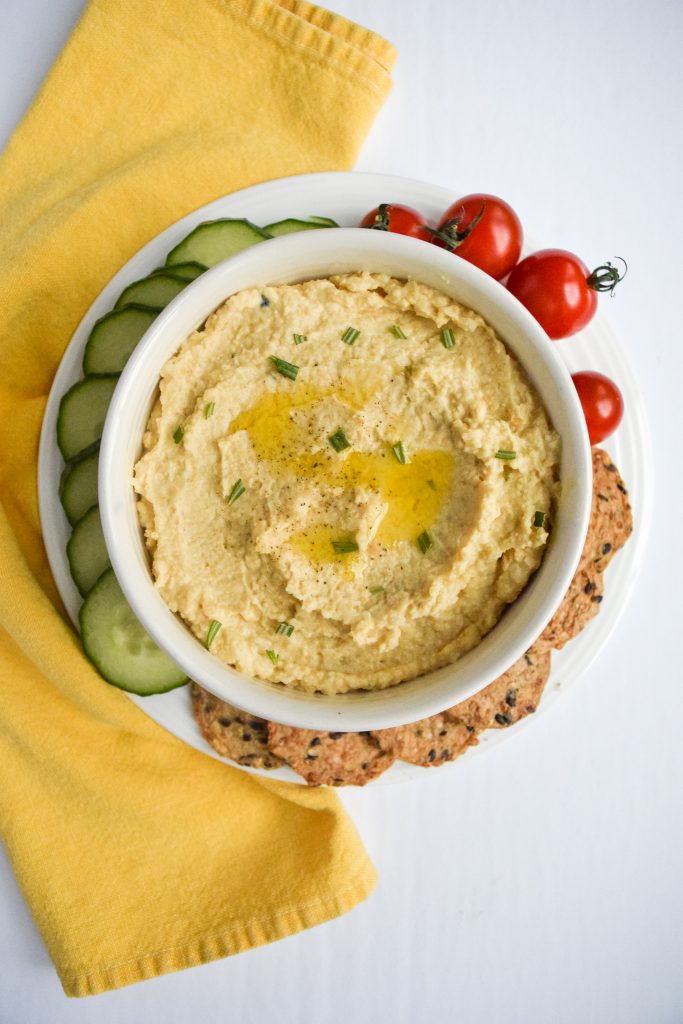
(99, 228), (592, 731)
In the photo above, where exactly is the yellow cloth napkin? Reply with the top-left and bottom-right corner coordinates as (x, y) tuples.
(0, 0), (395, 997)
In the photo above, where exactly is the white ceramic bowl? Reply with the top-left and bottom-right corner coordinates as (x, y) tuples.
(99, 229), (592, 731)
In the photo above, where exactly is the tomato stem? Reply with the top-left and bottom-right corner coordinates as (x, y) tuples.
(368, 203), (391, 231)
(425, 201), (486, 250)
(586, 258), (627, 295)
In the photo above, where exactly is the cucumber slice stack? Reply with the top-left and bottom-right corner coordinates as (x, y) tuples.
(59, 209), (338, 694)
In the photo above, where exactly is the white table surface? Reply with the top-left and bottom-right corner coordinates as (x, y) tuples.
(1, 1), (681, 1021)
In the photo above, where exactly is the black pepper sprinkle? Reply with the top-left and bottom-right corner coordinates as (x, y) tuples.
(495, 713), (512, 726)
(602, 542), (612, 554)
(591, 594), (604, 603)
(584, 580), (596, 594)
(309, 737), (321, 747)
(427, 749), (436, 762)
(505, 690), (517, 707)
(241, 733), (252, 742)
(329, 732), (344, 740)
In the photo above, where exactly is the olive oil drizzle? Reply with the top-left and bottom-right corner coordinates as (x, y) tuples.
(229, 384), (453, 562)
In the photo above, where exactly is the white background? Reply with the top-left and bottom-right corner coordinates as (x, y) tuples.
(1, 1), (681, 1021)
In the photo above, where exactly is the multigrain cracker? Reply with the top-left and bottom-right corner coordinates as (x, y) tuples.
(450, 643), (552, 730)
(191, 684), (285, 769)
(582, 447), (633, 572)
(266, 724), (395, 786)
(372, 713), (475, 767)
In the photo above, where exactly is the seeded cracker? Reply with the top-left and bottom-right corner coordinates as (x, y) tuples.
(372, 712), (475, 767)
(539, 447), (631, 650)
(191, 684), (285, 770)
(266, 724), (395, 786)
(450, 643), (552, 730)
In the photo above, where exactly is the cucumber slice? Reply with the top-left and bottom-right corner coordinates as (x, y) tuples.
(79, 568), (189, 694)
(59, 448), (99, 526)
(66, 505), (110, 596)
(114, 272), (187, 311)
(83, 304), (157, 375)
(57, 375), (118, 462)
(307, 216), (339, 226)
(165, 219), (270, 269)
(150, 261), (206, 282)
(263, 217), (335, 236)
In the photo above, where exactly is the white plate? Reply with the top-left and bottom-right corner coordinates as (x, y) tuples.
(38, 171), (652, 785)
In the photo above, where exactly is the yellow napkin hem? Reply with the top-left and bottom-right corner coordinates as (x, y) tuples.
(226, 0), (397, 94)
(61, 860), (377, 997)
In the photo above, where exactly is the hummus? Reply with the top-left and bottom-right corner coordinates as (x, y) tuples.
(134, 273), (560, 694)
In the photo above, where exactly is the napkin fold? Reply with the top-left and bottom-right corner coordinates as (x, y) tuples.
(0, 0), (395, 996)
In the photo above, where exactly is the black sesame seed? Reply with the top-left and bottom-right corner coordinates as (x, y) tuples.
(241, 732), (252, 742)
(584, 581), (596, 594)
(218, 717), (232, 727)
(304, 754), (318, 761)
(597, 492), (608, 501)
(361, 762), (369, 770)
(427, 748), (437, 762)
(439, 728), (448, 736)
(309, 736), (321, 747)
(591, 594), (604, 603)
(606, 463), (617, 472)
(602, 542), (612, 554)
(524, 654), (533, 666)
(441, 749), (450, 759)
(260, 294), (269, 306)
(495, 713), (512, 726)
(329, 732), (344, 740)
(505, 690), (517, 707)
(617, 483), (627, 494)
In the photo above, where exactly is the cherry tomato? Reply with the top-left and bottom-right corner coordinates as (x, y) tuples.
(359, 203), (430, 241)
(507, 249), (626, 339)
(572, 371), (624, 444)
(429, 194), (523, 280)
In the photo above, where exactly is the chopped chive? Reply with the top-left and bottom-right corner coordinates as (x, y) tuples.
(328, 427), (351, 452)
(270, 355), (299, 380)
(204, 402), (215, 419)
(227, 478), (245, 505)
(495, 449), (517, 460)
(332, 539), (359, 554)
(533, 510), (546, 528)
(275, 622), (295, 637)
(260, 294), (270, 307)
(206, 619), (222, 648)
(292, 333), (307, 346)
(265, 649), (279, 665)
(173, 425), (184, 444)
(391, 440), (407, 465)
(417, 530), (434, 554)
(426, 478), (437, 491)
(389, 324), (407, 339)
(441, 327), (456, 349)
(341, 326), (360, 345)
(369, 585), (385, 594)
